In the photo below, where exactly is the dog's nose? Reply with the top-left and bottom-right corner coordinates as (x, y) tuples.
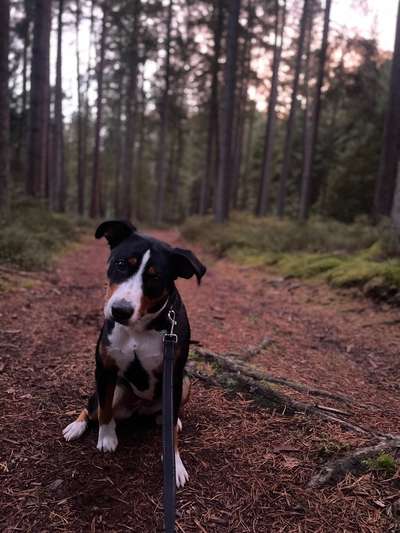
(111, 301), (134, 323)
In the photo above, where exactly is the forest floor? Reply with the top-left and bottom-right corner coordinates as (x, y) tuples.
(1, 229), (400, 533)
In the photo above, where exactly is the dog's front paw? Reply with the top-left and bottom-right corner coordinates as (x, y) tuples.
(97, 420), (118, 452)
(175, 452), (189, 488)
(63, 420), (87, 441)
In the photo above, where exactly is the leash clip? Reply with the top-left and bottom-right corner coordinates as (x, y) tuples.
(165, 309), (178, 343)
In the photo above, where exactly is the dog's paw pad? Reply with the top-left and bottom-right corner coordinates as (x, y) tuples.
(175, 452), (189, 489)
(63, 420), (87, 441)
(97, 421), (118, 452)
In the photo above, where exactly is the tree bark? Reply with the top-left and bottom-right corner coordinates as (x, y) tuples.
(121, 0), (140, 220)
(299, 0), (332, 221)
(214, 0), (241, 223)
(26, 0), (51, 198)
(199, 0), (224, 216)
(374, 0), (400, 218)
(0, 0), (10, 212)
(90, 2), (108, 218)
(276, 0), (309, 218)
(155, 0), (173, 224)
(257, 0), (287, 216)
(50, 0), (66, 212)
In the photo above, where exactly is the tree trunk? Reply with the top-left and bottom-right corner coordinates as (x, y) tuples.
(80, 0), (95, 216)
(231, 0), (254, 210)
(75, 0), (85, 216)
(113, 64), (125, 217)
(50, 0), (66, 212)
(155, 0), (173, 224)
(391, 162), (400, 231)
(26, 0), (51, 198)
(299, 0), (332, 221)
(241, 100), (256, 210)
(0, 0), (10, 212)
(90, 2), (107, 219)
(257, 0), (287, 216)
(135, 82), (146, 221)
(276, 0), (309, 218)
(199, 0), (224, 216)
(215, 0), (241, 223)
(16, 2), (31, 176)
(374, 0), (400, 218)
(301, 0), (315, 174)
(121, 0), (140, 220)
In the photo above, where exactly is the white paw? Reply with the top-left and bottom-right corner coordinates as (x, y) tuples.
(97, 420), (118, 452)
(63, 420), (87, 441)
(175, 451), (189, 489)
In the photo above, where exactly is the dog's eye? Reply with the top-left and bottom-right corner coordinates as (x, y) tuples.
(146, 267), (160, 280)
(115, 259), (127, 271)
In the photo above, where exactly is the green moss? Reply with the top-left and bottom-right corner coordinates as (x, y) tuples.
(325, 259), (400, 289)
(277, 254), (345, 278)
(363, 453), (397, 476)
(182, 214), (400, 300)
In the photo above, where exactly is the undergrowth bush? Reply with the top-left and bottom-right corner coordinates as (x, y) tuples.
(0, 199), (87, 270)
(182, 213), (400, 296)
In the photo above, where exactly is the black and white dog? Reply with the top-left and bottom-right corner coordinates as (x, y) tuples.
(63, 220), (206, 488)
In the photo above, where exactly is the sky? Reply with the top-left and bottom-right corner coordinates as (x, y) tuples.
(59, 0), (399, 117)
(331, 0), (398, 52)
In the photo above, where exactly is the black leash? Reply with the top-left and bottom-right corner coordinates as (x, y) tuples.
(162, 309), (178, 533)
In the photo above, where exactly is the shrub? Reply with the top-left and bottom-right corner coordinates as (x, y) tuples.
(0, 199), (84, 270)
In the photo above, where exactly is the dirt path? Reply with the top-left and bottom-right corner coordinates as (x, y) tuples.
(1, 229), (400, 532)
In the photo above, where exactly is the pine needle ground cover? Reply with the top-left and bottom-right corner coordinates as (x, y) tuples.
(182, 214), (400, 303)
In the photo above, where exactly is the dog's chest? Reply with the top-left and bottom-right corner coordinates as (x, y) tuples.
(108, 326), (163, 400)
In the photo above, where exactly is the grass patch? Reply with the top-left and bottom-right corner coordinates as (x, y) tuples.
(0, 199), (88, 270)
(182, 213), (400, 301)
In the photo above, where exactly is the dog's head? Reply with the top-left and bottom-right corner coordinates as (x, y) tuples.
(95, 220), (206, 327)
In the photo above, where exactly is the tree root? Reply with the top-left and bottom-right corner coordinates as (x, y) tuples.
(308, 438), (400, 488)
(194, 347), (352, 405)
(188, 349), (375, 436)
(189, 347), (400, 486)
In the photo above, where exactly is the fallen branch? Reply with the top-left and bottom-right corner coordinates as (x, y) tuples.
(309, 438), (400, 488)
(194, 348), (352, 405)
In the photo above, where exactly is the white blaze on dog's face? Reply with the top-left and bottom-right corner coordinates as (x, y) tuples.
(104, 249), (152, 324)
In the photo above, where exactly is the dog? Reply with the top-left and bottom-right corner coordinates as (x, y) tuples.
(63, 220), (206, 488)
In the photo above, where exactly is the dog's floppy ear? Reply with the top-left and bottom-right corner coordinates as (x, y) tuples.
(171, 247), (206, 284)
(95, 220), (137, 248)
